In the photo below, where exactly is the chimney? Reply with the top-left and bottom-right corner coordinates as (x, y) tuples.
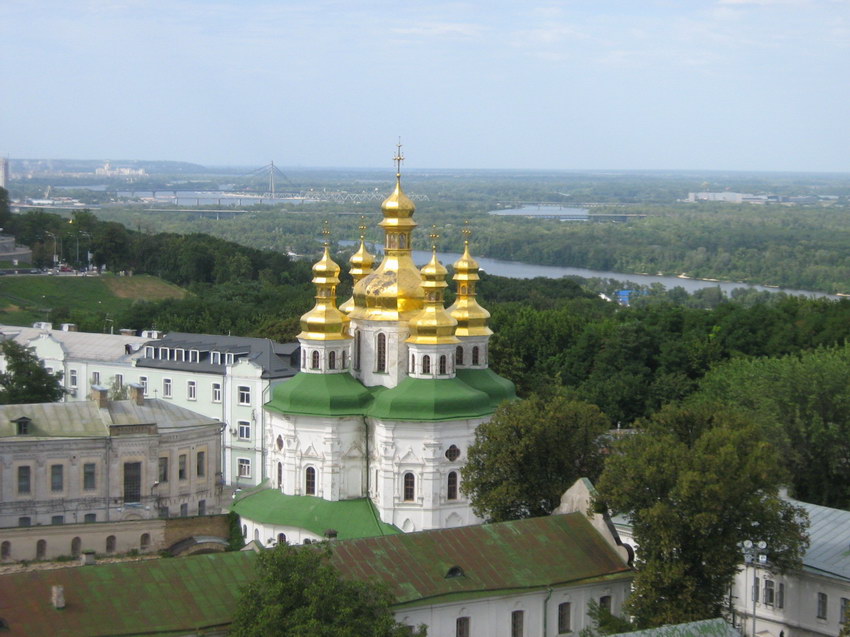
(128, 383), (144, 406)
(51, 585), (65, 610)
(90, 386), (108, 408)
(60, 323), (78, 332)
(119, 328), (135, 336)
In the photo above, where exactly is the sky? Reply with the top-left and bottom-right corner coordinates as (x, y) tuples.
(1, 0), (848, 172)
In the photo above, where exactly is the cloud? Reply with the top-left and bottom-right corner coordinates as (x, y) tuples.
(391, 21), (484, 39)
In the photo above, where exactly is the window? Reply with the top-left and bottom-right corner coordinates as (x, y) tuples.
(180, 503), (188, 517)
(18, 517), (31, 527)
(753, 576), (760, 602)
(51, 515), (64, 525)
(211, 351), (221, 365)
(456, 617), (470, 637)
(83, 463), (96, 490)
(187, 380), (196, 400)
(277, 462), (283, 488)
(114, 373), (123, 388)
(139, 376), (148, 396)
(764, 579), (775, 606)
(422, 355), (431, 374)
(342, 350), (348, 369)
(17, 466), (31, 494)
(376, 333), (387, 373)
(355, 330), (361, 370)
(558, 602), (572, 634)
(123, 462), (141, 503)
(140, 533), (151, 551)
(511, 610), (524, 637)
(778, 583), (785, 609)
(159, 347), (169, 360)
(410, 354), (415, 374)
(329, 351), (336, 370)
(179, 454), (187, 480)
(456, 345), (464, 366)
(145, 346), (154, 357)
(817, 592), (828, 620)
(305, 467), (316, 495)
(238, 421), (251, 440)
(439, 355), (447, 375)
(106, 535), (116, 554)
(92, 371), (100, 385)
(36, 539), (46, 559)
(198, 499), (206, 516)
(472, 346), (480, 365)
(196, 451), (206, 478)
(69, 369), (78, 388)
(447, 471), (458, 500)
(311, 350), (320, 369)
(15, 418), (29, 435)
(238, 458), (251, 478)
(226, 353), (235, 365)
(162, 378), (172, 398)
(445, 445), (461, 461)
(158, 457), (169, 482)
(238, 386), (251, 405)
(84, 513), (96, 523)
(212, 382), (222, 403)
(51, 464), (63, 492)
(190, 349), (199, 362)
(841, 597), (849, 624)
(600, 596), (612, 612)
(403, 472), (415, 501)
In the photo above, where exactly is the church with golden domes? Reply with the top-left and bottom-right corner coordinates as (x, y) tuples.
(259, 151), (515, 535)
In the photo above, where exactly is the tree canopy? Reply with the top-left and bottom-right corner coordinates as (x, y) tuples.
(0, 340), (65, 404)
(230, 542), (424, 637)
(461, 390), (609, 522)
(594, 403), (809, 628)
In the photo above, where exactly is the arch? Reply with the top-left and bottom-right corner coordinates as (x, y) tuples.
(140, 533), (151, 551)
(328, 350), (336, 370)
(0, 541), (9, 560)
(106, 535), (116, 554)
(376, 333), (387, 373)
(277, 532), (287, 544)
(447, 471), (458, 500)
(36, 539), (46, 560)
(71, 537), (82, 557)
(242, 524), (247, 538)
(403, 472), (415, 501)
(456, 345), (464, 365)
(254, 529), (260, 542)
(342, 349), (348, 369)
(401, 518), (415, 532)
(305, 466), (317, 495)
(277, 462), (283, 489)
(472, 345), (480, 365)
(311, 350), (320, 370)
(439, 355), (447, 375)
(422, 355), (431, 375)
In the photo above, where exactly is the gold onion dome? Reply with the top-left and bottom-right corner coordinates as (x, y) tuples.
(448, 225), (492, 337)
(340, 218), (375, 315)
(407, 229), (459, 345)
(351, 143), (424, 321)
(298, 229), (350, 341)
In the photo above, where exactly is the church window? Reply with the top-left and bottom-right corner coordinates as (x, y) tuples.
(422, 355), (431, 374)
(311, 351), (320, 369)
(355, 331), (361, 370)
(305, 467), (316, 495)
(329, 351), (336, 370)
(455, 345), (464, 365)
(342, 350), (348, 369)
(410, 354), (415, 374)
(301, 349), (306, 368)
(558, 602), (572, 633)
(376, 333), (387, 373)
(447, 471), (458, 500)
(511, 610), (524, 637)
(403, 473), (415, 501)
(276, 435), (284, 450)
(277, 462), (283, 489)
(472, 346), (480, 365)
(439, 355), (447, 375)
(445, 445), (461, 462)
(456, 617), (470, 637)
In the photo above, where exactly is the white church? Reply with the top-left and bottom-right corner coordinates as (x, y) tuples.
(235, 156), (515, 540)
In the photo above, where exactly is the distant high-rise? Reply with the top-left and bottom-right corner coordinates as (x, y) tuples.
(0, 158), (9, 190)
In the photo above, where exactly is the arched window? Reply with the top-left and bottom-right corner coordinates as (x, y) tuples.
(311, 350), (320, 370)
(329, 351), (336, 370)
(1, 541), (9, 560)
(276, 435), (284, 450)
(422, 355), (431, 374)
(301, 349), (306, 368)
(277, 462), (283, 489)
(71, 537), (82, 557)
(403, 473), (415, 501)
(439, 355), (447, 375)
(140, 533), (150, 551)
(447, 471), (458, 500)
(36, 539), (47, 560)
(355, 330), (361, 370)
(376, 333), (387, 373)
(445, 445), (461, 461)
(278, 532), (287, 544)
(342, 350), (348, 369)
(456, 345), (464, 366)
(105, 536), (116, 554)
(410, 354), (415, 374)
(472, 346), (480, 365)
(305, 467), (316, 495)
(254, 529), (259, 542)
(242, 524), (247, 538)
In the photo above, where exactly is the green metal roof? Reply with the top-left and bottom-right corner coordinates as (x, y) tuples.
(330, 512), (632, 607)
(455, 367), (516, 409)
(367, 376), (494, 421)
(265, 371), (374, 417)
(614, 618), (742, 637)
(231, 489), (400, 540)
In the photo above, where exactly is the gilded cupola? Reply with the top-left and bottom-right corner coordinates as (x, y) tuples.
(340, 217), (375, 315)
(448, 224), (493, 337)
(298, 225), (351, 341)
(349, 143), (424, 321)
(406, 228), (459, 346)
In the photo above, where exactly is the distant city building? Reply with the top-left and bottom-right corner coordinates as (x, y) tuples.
(94, 161), (147, 178)
(0, 158), (9, 189)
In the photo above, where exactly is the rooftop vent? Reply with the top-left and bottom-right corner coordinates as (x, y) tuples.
(445, 565), (465, 579)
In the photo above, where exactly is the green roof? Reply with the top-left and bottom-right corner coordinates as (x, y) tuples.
(265, 372), (374, 417)
(613, 618), (741, 637)
(231, 489), (400, 540)
(368, 376), (494, 421)
(455, 367), (516, 409)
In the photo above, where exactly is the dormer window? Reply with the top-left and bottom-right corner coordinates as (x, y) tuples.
(211, 351), (221, 365)
(190, 350), (199, 363)
(175, 348), (185, 362)
(13, 417), (31, 435)
(226, 353), (235, 365)
(445, 565), (465, 579)
(145, 346), (154, 358)
(158, 347), (168, 360)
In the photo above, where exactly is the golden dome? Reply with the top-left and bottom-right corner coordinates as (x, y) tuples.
(448, 230), (492, 337)
(407, 232), (459, 346)
(340, 220), (375, 315)
(349, 150), (424, 322)
(299, 242), (351, 341)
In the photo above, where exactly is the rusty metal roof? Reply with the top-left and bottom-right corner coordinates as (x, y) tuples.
(330, 512), (632, 607)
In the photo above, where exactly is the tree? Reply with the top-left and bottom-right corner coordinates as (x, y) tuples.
(461, 390), (610, 522)
(0, 340), (65, 404)
(230, 542), (424, 637)
(594, 403), (809, 628)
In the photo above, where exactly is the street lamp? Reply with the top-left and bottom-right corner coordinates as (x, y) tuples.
(44, 231), (58, 266)
(742, 539), (768, 637)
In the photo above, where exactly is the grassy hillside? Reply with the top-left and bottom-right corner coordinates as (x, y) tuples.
(0, 274), (187, 327)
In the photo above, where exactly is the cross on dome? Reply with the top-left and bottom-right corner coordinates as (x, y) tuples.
(393, 139), (405, 177)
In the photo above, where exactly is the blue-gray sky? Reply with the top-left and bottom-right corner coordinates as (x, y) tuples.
(1, 0), (848, 172)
